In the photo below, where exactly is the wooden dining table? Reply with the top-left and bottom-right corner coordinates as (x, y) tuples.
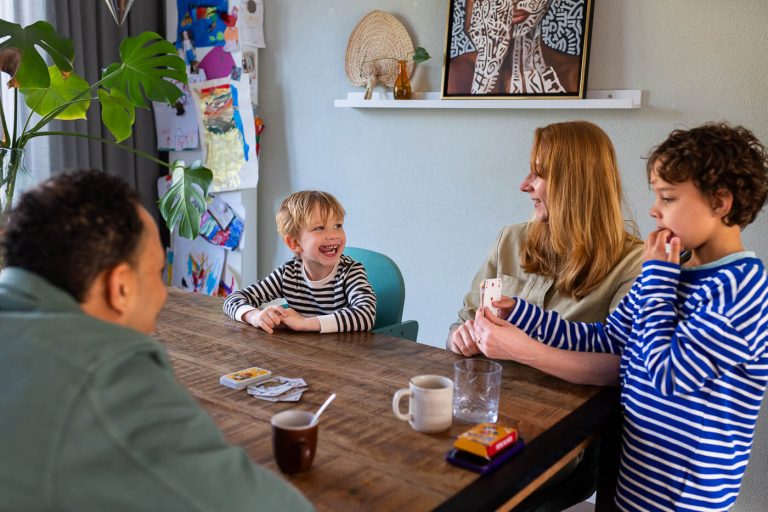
(155, 290), (620, 511)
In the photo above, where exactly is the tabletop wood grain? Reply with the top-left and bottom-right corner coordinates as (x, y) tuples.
(155, 290), (616, 511)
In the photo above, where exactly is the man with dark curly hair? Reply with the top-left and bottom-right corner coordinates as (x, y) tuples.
(472, 122), (768, 511)
(0, 170), (312, 511)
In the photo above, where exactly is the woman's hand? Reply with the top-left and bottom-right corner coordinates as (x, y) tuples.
(243, 305), (288, 333)
(474, 308), (621, 386)
(492, 296), (517, 319)
(449, 320), (481, 357)
(644, 228), (681, 264)
(473, 307), (534, 361)
(280, 308), (321, 332)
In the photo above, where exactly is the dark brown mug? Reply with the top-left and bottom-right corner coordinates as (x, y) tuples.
(271, 410), (318, 474)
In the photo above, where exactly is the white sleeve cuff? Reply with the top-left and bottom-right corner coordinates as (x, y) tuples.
(235, 305), (257, 323)
(317, 314), (338, 333)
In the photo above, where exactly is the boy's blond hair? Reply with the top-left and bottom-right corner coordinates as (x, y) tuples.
(276, 191), (346, 239)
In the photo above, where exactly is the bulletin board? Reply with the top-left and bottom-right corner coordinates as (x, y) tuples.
(159, 0), (265, 193)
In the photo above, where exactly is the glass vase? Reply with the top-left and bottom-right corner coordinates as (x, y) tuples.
(393, 60), (412, 100)
(1, 147), (26, 216)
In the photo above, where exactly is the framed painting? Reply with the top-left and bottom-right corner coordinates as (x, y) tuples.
(442, 0), (595, 99)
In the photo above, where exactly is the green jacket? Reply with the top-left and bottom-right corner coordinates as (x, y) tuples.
(0, 268), (313, 512)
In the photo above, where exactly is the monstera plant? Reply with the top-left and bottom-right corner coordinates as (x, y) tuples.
(0, 18), (210, 239)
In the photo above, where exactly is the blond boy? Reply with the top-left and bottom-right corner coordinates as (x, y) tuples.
(224, 191), (376, 333)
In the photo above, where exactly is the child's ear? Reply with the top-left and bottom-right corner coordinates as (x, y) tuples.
(711, 189), (734, 219)
(283, 234), (302, 254)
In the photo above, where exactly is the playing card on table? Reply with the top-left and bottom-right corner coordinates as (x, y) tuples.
(480, 278), (502, 317)
(247, 376), (306, 398)
(257, 387), (308, 402)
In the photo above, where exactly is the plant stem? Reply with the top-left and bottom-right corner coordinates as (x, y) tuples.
(19, 93), (49, 148)
(23, 97), (97, 142)
(0, 94), (9, 148)
(11, 88), (18, 147)
(26, 130), (170, 167)
(362, 56), (401, 64)
(2, 148), (23, 214)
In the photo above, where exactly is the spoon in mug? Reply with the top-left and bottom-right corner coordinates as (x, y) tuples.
(310, 393), (336, 427)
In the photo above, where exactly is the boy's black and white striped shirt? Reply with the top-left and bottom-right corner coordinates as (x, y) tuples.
(223, 255), (376, 333)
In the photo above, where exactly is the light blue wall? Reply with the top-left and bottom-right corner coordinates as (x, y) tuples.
(257, 2), (767, 508)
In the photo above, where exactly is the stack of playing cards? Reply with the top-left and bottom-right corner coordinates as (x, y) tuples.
(247, 376), (308, 402)
(480, 278), (502, 317)
(219, 366), (272, 390)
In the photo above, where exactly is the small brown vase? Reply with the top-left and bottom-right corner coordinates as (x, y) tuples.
(393, 60), (412, 100)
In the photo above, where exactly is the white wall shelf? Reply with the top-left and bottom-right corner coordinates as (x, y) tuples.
(334, 90), (643, 109)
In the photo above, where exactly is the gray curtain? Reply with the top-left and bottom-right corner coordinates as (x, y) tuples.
(49, 1), (166, 224)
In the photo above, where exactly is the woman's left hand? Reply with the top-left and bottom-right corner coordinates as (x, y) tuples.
(473, 307), (532, 361)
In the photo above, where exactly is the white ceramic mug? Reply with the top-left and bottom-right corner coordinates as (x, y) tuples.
(392, 375), (453, 433)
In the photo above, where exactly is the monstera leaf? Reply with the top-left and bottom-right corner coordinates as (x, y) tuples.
(0, 19), (74, 89)
(158, 162), (213, 240)
(97, 88), (135, 142)
(21, 66), (90, 120)
(100, 31), (187, 108)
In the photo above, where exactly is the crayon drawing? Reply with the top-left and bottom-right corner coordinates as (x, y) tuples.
(171, 234), (225, 296)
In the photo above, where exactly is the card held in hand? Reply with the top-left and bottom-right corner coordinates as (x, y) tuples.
(480, 278), (502, 317)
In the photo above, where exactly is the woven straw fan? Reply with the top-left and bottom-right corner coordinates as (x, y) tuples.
(345, 10), (414, 99)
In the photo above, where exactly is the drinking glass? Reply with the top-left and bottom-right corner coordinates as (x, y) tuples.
(453, 359), (502, 423)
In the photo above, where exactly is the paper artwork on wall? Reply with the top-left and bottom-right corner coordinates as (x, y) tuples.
(238, 0), (265, 48)
(218, 260), (240, 297)
(191, 77), (249, 191)
(254, 115), (264, 156)
(222, 5), (240, 52)
(152, 67), (207, 151)
(171, 232), (226, 296)
(241, 48), (258, 105)
(200, 194), (244, 250)
(199, 46), (236, 80)
(176, 0), (229, 48)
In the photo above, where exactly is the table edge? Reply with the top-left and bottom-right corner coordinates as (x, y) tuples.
(434, 386), (620, 512)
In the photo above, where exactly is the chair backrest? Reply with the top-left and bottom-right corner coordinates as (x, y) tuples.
(343, 247), (405, 329)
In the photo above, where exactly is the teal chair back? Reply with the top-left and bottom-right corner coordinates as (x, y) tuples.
(344, 247), (418, 341)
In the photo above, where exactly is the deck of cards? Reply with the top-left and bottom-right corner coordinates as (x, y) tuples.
(219, 366), (272, 390)
(247, 376), (308, 402)
(480, 278), (502, 317)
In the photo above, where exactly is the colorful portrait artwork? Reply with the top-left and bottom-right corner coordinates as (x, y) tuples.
(442, 0), (594, 98)
(171, 234), (226, 296)
(176, 0), (229, 48)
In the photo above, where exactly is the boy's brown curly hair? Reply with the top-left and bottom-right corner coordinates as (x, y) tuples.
(646, 122), (768, 227)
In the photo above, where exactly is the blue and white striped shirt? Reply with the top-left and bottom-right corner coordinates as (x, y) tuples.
(507, 253), (768, 511)
(223, 255), (376, 333)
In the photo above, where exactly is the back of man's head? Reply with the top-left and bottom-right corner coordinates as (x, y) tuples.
(1, 170), (144, 302)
